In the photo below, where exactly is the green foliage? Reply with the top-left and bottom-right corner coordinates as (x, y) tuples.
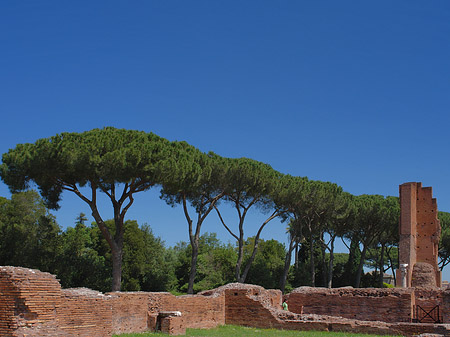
(1, 128), (173, 208)
(439, 211), (450, 270)
(339, 237), (361, 287)
(244, 238), (285, 289)
(89, 219), (177, 292)
(57, 221), (110, 291)
(0, 190), (62, 271)
(173, 233), (237, 293)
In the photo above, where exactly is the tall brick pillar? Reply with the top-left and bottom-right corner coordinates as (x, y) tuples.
(396, 182), (441, 288)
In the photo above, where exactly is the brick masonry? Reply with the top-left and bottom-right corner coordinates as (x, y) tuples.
(286, 286), (414, 323)
(2, 267), (450, 336)
(397, 182), (441, 287)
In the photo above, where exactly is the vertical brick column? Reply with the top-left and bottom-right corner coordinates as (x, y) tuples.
(397, 182), (441, 288)
(397, 182), (417, 287)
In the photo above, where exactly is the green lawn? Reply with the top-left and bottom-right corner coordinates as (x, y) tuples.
(114, 325), (401, 337)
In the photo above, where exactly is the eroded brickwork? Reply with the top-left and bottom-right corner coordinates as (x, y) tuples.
(57, 288), (112, 337)
(2, 267), (450, 336)
(397, 182), (441, 287)
(110, 290), (225, 334)
(286, 286), (414, 323)
(109, 292), (149, 335)
(0, 266), (62, 337)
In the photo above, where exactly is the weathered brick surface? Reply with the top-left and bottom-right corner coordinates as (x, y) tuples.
(110, 291), (225, 332)
(57, 288), (112, 337)
(109, 292), (149, 335)
(287, 286), (414, 323)
(148, 292), (225, 329)
(160, 315), (185, 335)
(2, 266), (450, 336)
(0, 266), (63, 337)
(398, 182), (441, 287)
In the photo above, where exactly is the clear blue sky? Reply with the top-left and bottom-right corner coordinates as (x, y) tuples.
(1, 1), (450, 280)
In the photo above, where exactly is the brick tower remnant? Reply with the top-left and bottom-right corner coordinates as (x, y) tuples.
(396, 182), (441, 288)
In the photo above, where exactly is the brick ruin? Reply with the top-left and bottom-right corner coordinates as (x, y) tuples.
(397, 182), (441, 288)
(2, 266), (450, 337)
(2, 181), (449, 336)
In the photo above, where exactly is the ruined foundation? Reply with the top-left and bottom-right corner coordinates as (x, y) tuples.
(1, 266), (450, 337)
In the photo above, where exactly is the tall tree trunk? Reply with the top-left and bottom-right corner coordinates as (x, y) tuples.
(187, 239), (199, 294)
(240, 211), (279, 282)
(327, 235), (336, 288)
(387, 247), (396, 285)
(310, 230), (315, 286)
(184, 192), (224, 294)
(280, 234), (296, 293)
(378, 243), (385, 288)
(111, 246), (123, 291)
(184, 195), (199, 294)
(320, 233), (327, 287)
(294, 241), (299, 270)
(355, 244), (368, 288)
(235, 208), (246, 282)
(214, 202), (247, 283)
(90, 201), (124, 292)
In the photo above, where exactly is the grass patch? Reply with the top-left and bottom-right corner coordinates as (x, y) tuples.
(114, 324), (401, 337)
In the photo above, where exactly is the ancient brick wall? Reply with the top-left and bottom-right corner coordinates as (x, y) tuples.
(287, 287), (414, 323)
(148, 292), (225, 329)
(0, 266), (63, 337)
(109, 290), (225, 334)
(414, 288), (442, 308)
(198, 283), (283, 328)
(225, 288), (281, 328)
(2, 266), (450, 336)
(109, 292), (149, 335)
(57, 288), (113, 337)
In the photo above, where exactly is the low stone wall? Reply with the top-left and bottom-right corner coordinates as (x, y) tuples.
(109, 290), (225, 334)
(2, 266), (450, 336)
(287, 286), (414, 323)
(0, 267), (225, 336)
(58, 288), (113, 337)
(0, 266), (63, 337)
(155, 293), (225, 329)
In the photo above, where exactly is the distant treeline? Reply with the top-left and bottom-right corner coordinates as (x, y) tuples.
(1, 190), (450, 293)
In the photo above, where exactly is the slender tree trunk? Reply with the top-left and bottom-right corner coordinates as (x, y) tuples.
(280, 234), (296, 293)
(355, 244), (368, 288)
(183, 195), (199, 294)
(310, 230), (315, 286)
(387, 247), (396, 285)
(185, 192), (224, 294)
(320, 233), (327, 287)
(235, 210), (246, 282)
(111, 246), (123, 291)
(187, 238), (199, 294)
(294, 241), (299, 270)
(378, 243), (385, 288)
(90, 203), (124, 292)
(327, 235), (336, 288)
(70, 181), (137, 292)
(214, 201), (248, 283)
(240, 211), (279, 282)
